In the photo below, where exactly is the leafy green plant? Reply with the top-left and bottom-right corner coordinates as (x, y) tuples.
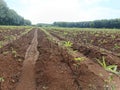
(90, 40), (94, 44)
(104, 74), (116, 90)
(114, 44), (120, 49)
(64, 41), (73, 47)
(74, 57), (85, 62)
(0, 77), (4, 82)
(0, 41), (3, 48)
(0, 77), (4, 89)
(63, 32), (67, 35)
(11, 47), (17, 57)
(96, 57), (120, 75)
(95, 33), (99, 37)
(2, 51), (9, 55)
(102, 39), (108, 44)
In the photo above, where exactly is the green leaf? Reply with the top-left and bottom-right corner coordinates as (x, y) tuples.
(0, 77), (4, 82)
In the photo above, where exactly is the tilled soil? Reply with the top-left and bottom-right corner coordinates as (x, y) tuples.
(35, 30), (78, 90)
(0, 30), (35, 90)
(49, 30), (120, 68)
(48, 29), (120, 53)
(39, 29), (120, 90)
(0, 28), (120, 90)
(16, 30), (39, 90)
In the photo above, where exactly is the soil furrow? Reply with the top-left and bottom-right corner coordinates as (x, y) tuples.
(0, 30), (34, 90)
(35, 30), (78, 90)
(42, 28), (120, 90)
(16, 30), (39, 90)
(49, 31), (120, 68)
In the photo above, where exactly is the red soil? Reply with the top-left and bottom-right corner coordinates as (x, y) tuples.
(0, 30), (34, 90)
(0, 28), (120, 90)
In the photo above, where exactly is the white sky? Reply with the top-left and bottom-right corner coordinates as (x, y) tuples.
(5, 0), (120, 24)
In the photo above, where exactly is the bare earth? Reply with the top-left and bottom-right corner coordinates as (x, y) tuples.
(16, 30), (39, 90)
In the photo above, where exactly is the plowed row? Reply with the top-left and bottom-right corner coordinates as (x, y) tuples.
(0, 27), (120, 90)
(0, 28), (34, 90)
(43, 28), (120, 89)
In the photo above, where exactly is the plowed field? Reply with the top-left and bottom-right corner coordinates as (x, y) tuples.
(0, 27), (120, 90)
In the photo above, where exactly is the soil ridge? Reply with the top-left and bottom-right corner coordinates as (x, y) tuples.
(16, 29), (39, 90)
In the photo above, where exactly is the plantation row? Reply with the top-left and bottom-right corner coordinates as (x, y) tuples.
(0, 26), (32, 48)
(0, 26), (120, 90)
(45, 27), (120, 54)
(0, 26), (35, 90)
(41, 27), (120, 89)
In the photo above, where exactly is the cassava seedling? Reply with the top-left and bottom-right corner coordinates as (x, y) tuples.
(11, 47), (17, 57)
(0, 77), (4, 90)
(74, 57), (85, 62)
(104, 74), (116, 90)
(96, 57), (120, 75)
(64, 41), (73, 48)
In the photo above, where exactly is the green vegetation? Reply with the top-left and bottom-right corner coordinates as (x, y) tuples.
(21, 28), (32, 35)
(2, 51), (9, 55)
(40, 27), (120, 89)
(36, 23), (52, 27)
(0, 41), (3, 48)
(0, 77), (4, 89)
(97, 57), (120, 75)
(74, 57), (85, 62)
(4, 35), (16, 41)
(114, 44), (120, 49)
(0, 77), (4, 82)
(64, 41), (73, 47)
(53, 18), (120, 28)
(104, 74), (116, 90)
(45, 27), (120, 54)
(0, 0), (31, 25)
(44, 26), (120, 32)
(11, 47), (17, 57)
(0, 26), (32, 49)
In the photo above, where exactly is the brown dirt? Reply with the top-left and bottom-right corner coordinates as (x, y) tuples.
(49, 29), (120, 53)
(0, 28), (25, 41)
(35, 30), (78, 90)
(16, 30), (39, 90)
(72, 43), (120, 69)
(0, 28), (120, 90)
(0, 29), (34, 90)
(49, 30), (120, 68)
(43, 28), (120, 90)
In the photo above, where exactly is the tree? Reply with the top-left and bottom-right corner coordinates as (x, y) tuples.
(53, 18), (120, 29)
(0, 0), (31, 25)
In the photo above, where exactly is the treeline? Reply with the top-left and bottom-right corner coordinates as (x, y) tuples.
(36, 23), (52, 27)
(0, 0), (31, 25)
(53, 19), (120, 28)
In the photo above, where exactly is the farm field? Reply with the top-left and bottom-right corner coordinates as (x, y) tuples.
(0, 26), (120, 90)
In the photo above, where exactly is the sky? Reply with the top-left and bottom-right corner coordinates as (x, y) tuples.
(4, 0), (120, 24)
